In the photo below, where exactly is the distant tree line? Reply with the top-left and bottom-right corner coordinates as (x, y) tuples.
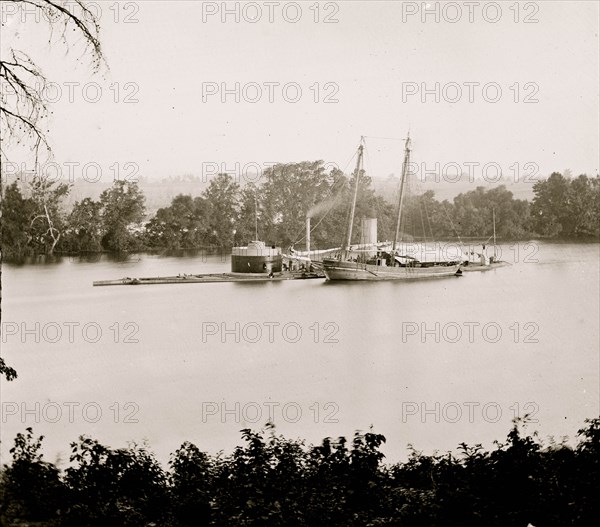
(1, 166), (598, 260)
(0, 418), (597, 526)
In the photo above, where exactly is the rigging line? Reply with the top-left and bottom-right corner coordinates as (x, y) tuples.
(340, 147), (359, 175)
(363, 138), (375, 188)
(290, 142), (361, 247)
(291, 173), (347, 246)
(309, 202), (338, 239)
(293, 139), (364, 247)
(418, 198), (427, 243)
(421, 194), (435, 244)
(442, 205), (466, 250)
(482, 233), (495, 245)
(307, 177), (348, 240)
(288, 175), (335, 245)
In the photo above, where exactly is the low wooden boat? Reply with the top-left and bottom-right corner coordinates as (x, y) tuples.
(459, 211), (510, 272)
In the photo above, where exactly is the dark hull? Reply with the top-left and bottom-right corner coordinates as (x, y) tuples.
(231, 254), (282, 273)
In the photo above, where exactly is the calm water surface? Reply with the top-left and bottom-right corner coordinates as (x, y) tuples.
(1, 242), (598, 466)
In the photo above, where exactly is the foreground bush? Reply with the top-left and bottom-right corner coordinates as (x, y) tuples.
(0, 419), (598, 526)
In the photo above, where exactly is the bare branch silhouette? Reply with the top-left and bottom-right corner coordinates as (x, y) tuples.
(0, 0), (106, 381)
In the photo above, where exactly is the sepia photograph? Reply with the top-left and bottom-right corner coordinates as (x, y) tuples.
(0, 0), (598, 525)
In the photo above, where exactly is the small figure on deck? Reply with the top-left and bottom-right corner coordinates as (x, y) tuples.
(480, 244), (488, 266)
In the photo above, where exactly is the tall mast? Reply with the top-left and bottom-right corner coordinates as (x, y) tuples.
(492, 208), (497, 258)
(392, 133), (411, 254)
(306, 216), (311, 258)
(345, 138), (364, 251)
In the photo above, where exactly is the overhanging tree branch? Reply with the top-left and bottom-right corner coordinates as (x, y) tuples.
(1, 0), (105, 381)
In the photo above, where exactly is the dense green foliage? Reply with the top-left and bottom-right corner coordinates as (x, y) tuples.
(2, 168), (598, 260)
(0, 419), (597, 526)
(1, 179), (146, 259)
(531, 173), (600, 237)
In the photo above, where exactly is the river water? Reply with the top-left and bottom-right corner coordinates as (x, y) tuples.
(1, 241), (598, 467)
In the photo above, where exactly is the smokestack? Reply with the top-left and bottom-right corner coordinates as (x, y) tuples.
(306, 216), (311, 259)
(361, 218), (378, 257)
(361, 218), (377, 245)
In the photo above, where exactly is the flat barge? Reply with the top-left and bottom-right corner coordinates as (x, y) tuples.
(94, 270), (323, 286)
(93, 240), (324, 286)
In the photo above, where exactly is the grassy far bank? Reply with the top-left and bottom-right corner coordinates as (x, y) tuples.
(2, 168), (599, 261)
(0, 418), (598, 526)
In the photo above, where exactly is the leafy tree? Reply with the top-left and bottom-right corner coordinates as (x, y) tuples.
(531, 173), (600, 238)
(0, 428), (64, 524)
(99, 180), (146, 252)
(568, 175), (600, 237)
(145, 194), (209, 249)
(261, 161), (336, 248)
(212, 424), (308, 526)
(203, 173), (240, 246)
(0, 420), (599, 525)
(531, 172), (572, 236)
(64, 197), (103, 252)
(0, 182), (34, 258)
(0, 358), (17, 381)
(301, 167), (348, 251)
(26, 176), (71, 255)
(169, 442), (214, 526)
(64, 436), (169, 526)
(402, 190), (452, 240)
(236, 183), (263, 245)
(448, 185), (531, 240)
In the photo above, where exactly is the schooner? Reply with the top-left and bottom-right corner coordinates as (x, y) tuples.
(322, 135), (463, 281)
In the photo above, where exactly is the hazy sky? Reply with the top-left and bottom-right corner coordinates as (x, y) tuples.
(2, 0), (599, 184)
